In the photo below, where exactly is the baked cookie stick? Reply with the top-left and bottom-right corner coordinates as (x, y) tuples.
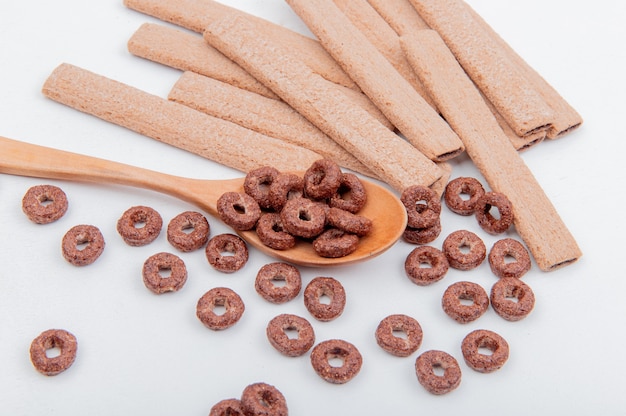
(204, 15), (443, 192)
(402, 30), (581, 271)
(286, 0), (464, 162)
(42, 63), (321, 173)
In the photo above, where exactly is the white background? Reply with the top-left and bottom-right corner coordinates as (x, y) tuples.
(1, 1), (625, 415)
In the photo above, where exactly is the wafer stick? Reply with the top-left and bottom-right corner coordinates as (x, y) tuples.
(204, 14), (443, 192)
(41, 63), (322, 174)
(401, 30), (581, 271)
(286, 0), (463, 162)
(169, 71), (376, 177)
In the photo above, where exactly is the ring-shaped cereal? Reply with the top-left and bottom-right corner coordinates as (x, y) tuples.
(243, 166), (281, 209)
(116, 205), (163, 246)
(303, 276), (346, 321)
(217, 192), (261, 231)
(209, 398), (244, 416)
(329, 173), (367, 213)
(404, 246), (449, 286)
(490, 277), (535, 321)
(303, 159), (342, 200)
(375, 314), (423, 357)
(255, 213), (296, 250)
(403, 220), (442, 245)
(61, 224), (105, 266)
(442, 230), (486, 271)
(461, 329), (510, 373)
(266, 314), (315, 357)
(401, 185), (441, 229)
(444, 177), (486, 216)
(205, 234), (249, 273)
(142, 252), (188, 294)
(166, 211), (210, 252)
(327, 207), (372, 237)
(415, 350), (462, 395)
(312, 228), (360, 258)
(488, 238), (532, 279)
(268, 172), (304, 212)
(29, 329), (78, 376)
(310, 339), (363, 384)
(441, 281), (489, 323)
(22, 184), (68, 224)
(280, 197), (326, 239)
(475, 192), (514, 235)
(255, 262), (302, 304)
(196, 287), (245, 330)
(240, 382), (288, 416)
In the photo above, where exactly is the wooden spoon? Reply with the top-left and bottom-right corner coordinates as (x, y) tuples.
(0, 136), (407, 267)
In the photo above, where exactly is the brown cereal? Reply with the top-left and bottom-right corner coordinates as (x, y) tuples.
(166, 211), (210, 252)
(142, 252), (188, 294)
(266, 313), (315, 357)
(402, 219), (442, 245)
(21, 184), (68, 224)
(326, 207), (372, 236)
(441, 281), (489, 324)
(255, 213), (296, 250)
(303, 159), (342, 200)
(303, 276), (346, 321)
(401, 185), (441, 229)
(444, 177), (486, 215)
(442, 230), (486, 270)
(205, 234), (249, 273)
(415, 350), (462, 395)
(461, 329), (510, 373)
(209, 398), (244, 416)
(488, 238), (532, 279)
(244, 166), (281, 210)
(475, 191), (514, 235)
(375, 314), (423, 357)
(217, 191), (261, 231)
(312, 228), (360, 258)
(490, 277), (535, 321)
(280, 197), (326, 239)
(268, 172), (305, 212)
(404, 246), (449, 286)
(329, 172), (367, 213)
(196, 287), (245, 330)
(116, 205), (163, 246)
(310, 339), (363, 384)
(255, 262), (302, 304)
(240, 382), (288, 416)
(29, 329), (77, 376)
(61, 224), (105, 266)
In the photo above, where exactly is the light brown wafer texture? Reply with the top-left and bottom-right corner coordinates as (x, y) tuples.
(401, 30), (581, 271)
(286, 0), (464, 163)
(41, 63), (322, 173)
(204, 14), (443, 192)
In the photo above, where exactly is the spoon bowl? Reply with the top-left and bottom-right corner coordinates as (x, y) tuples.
(0, 136), (407, 267)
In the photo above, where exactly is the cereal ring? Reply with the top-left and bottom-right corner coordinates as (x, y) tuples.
(166, 211), (210, 252)
(404, 246), (449, 286)
(280, 197), (326, 239)
(209, 398), (244, 416)
(303, 159), (342, 200)
(303, 276), (346, 321)
(61, 224), (105, 266)
(402, 219), (442, 245)
(29, 329), (77, 376)
(415, 350), (462, 395)
(329, 173), (367, 213)
(310, 339), (363, 384)
(243, 166), (281, 209)
(490, 277), (535, 321)
(442, 230), (486, 271)
(142, 252), (188, 294)
(441, 281), (489, 323)
(116, 205), (163, 246)
(461, 329), (510, 373)
(488, 238), (532, 279)
(21, 184), (68, 224)
(205, 234), (249, 273)
(268, 172), (304, 211)
(312, 228), (360, 258)
(240, 382), (288, 416)
(196, 287), (245, 330)
(266, 314), (315, 357)
(255, 262), (302, 304)
(217, 192), (261, 231)
(401, 185), (441, 229)
(327, 207), (372, 236)
(255, 213), (296, 250)
(444, 177), (486, 216)
(375, 314), (423, 357)
(475, 192), (514, 235)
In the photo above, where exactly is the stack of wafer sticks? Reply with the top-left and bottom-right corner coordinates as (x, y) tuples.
(40, 0), (582, 271)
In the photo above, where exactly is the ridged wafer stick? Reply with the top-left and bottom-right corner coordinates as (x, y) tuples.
(402, 30), (581, 271)
(203, 14), (443, 192)
(41, 63), (322, 173)
(285, 0), (464, 162)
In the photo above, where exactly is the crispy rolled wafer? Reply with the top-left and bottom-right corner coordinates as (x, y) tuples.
(42, 63), (321, 173)
(204, 15), (443, 192)
(401, 30), (581, 271)
(286, 0), (463, 162)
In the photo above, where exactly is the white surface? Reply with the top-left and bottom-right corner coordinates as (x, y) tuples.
(0, 1), (624, 415)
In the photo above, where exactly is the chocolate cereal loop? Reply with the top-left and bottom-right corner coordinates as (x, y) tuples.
(116, 205), (162, 246)
(310, 339), (363, 384)
(21, 184), (68, 224)
(442, 281), (489, 324)
(61, 224), (105, 266)
(312, 228), (360, 258)
(461, 329), (510, 373)
(196, 287), (245, 330)
(444, 177), (485, 216)
(475, 192), (514, 235)
(442, 230), (486, 271)
(375, 314), (423, 357)
(329, 173), (367, 213)
(29, 329), (77, 376)
(490, 277), (535, 321)
(268, 172), (305, 212)
(209, 398), (244, 416)
(404, 246), (449, 286)
(240, 382), (288, 416)
(244, 166), (281, 209)
(255, 213), (296, 250)
(266, 314), (315, 357)
(488, 238), (532, 279)
(205, 234), (249, 273)
(217, 192), (261, 231)
(304, 276), (346, 322)
(280, 197), (326, 239)
(255, 262), (302, 304)
(166, 211), (210, 252)
(415, 350), (462, 395)
(401, 185), (441, 229)
(403, 220), (442, 245)
(303, 159), (342, 200)
(142, 252), (187, 294)
(327, 207), (372, 237)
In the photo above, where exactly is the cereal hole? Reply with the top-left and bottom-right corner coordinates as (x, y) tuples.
(458, 243), (471, 254)
(284, 326), (299, 340)
(318, 294), (332, 305)
(37, 196), (54, 207)
(392, 329), (408, 340)
(181, 224), (195, 235)
(432, 363), (445, 377)
(487, 205), (502, 220)
(212, 299), (227, 316)
(234, 203), (246, 215)
(298, 210), (311, 222)
(504, 253), (518, 264)
(459, 296), (474, 306)
(158, 267), (172, 279)
(271, 276), (287, 288)
(45, 346), (62, 358)
(75, 238), (90, 251)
